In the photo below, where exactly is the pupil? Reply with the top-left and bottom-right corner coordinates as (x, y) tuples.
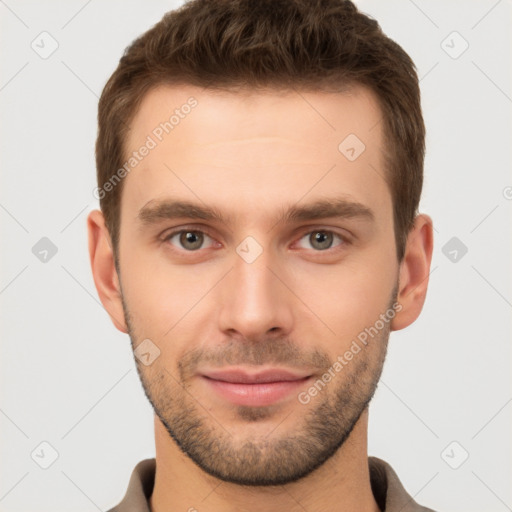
(312, 231), (332, 250)
(181, 231), (202, 250)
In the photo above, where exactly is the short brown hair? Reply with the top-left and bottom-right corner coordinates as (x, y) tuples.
(96, 0), (425, 262)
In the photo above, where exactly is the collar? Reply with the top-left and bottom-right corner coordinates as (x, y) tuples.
(108, 456), (437, 512)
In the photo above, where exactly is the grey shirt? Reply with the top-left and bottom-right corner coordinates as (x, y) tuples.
(107, 456), (437, 512)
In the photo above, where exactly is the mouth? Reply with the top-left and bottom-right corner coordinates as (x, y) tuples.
(200, 367), (313, 407)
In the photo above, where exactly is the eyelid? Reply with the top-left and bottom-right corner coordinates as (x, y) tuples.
(160, 225), (353, 252)
(293, 222), (353, 239)
(161, 226), (219, 249)
(293, 227), (351, 250)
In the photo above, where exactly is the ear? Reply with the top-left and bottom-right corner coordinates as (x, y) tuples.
(87, 209), (128, 333)
(391, 214), (434, 331)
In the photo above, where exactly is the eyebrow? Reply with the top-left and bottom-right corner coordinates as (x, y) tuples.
(137, 197), (375, 228)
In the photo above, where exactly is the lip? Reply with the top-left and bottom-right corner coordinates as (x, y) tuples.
(202, 368), (311, 383)
(200, 367), (313, 407)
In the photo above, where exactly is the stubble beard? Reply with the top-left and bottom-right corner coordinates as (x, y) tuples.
(121, 292), (393, 486)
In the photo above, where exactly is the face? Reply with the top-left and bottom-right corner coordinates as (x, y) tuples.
(115, 84), (400, 485)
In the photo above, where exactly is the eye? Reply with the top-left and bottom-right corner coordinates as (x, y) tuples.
(163, 230), (216, 251)
(296, 230), (346, 251)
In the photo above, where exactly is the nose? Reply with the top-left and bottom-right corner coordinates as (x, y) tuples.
(217, 244), (294, 342)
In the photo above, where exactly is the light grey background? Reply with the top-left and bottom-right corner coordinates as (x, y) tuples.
(1, 1), (511, 511)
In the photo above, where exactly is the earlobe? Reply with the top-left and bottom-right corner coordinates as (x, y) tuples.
(87, 209), (128, 333)
(391, 214), (434, 331)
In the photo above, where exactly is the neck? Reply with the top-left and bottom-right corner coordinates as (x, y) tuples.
(149, 409), (380, 512)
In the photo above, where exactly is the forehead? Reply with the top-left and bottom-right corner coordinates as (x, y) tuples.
(121, 83), (389, 225)
(126, 83), (382, 150)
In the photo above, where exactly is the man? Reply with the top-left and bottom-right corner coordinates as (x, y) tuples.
(88, 0), (435, 510)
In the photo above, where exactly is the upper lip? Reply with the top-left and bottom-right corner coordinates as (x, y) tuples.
(201, 368), (312, 384)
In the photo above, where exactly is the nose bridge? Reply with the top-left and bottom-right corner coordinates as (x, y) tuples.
(218, 240), (293, 338)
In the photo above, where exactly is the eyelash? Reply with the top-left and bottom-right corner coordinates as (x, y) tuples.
(161, 226), (351, 253)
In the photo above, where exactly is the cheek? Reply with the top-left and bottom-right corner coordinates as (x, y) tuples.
(119, 249), (168, 321)
(286, 250), (397, 342)
(119, 247), (218, 337)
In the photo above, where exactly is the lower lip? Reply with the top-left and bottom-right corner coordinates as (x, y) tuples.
(201, 376), (311, 407)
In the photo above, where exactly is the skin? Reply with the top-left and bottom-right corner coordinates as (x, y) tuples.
(88, 83), (433, 512)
